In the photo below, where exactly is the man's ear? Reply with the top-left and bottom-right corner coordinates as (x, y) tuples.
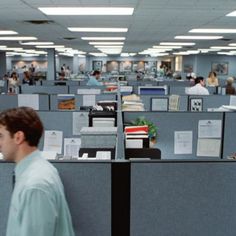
(14, 131), (25, 145)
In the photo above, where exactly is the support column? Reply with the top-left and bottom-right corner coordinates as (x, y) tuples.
(0, 51), (7, 78)
(73, 54), (79, 74)
(47, 49), (56, 80)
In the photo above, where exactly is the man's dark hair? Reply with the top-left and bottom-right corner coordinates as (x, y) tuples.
(93, 70), (101, 76)
(195, 76), (204, 85)
(0, 107), (44, 146)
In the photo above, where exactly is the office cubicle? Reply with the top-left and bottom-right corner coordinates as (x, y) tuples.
(188, 95), (230, 111)
(130, 160), (236, 236)
(140, 95), (188, 111)
(41, 80), (80, 86)
(0, 161), (111, 236)
(0, 94), (50, 111)
(123, 111), (224, 159)
(50, 94), (117, 111)
(170, 86), (217, 95)
(21, 85), (69, 94)
(223, 112), (236, 159)
(69, 85), (107, 94)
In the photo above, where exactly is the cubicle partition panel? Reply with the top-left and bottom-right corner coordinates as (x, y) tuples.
(42, 80), (80, 86)
(50, 94), (117, 111)
(130, 160), (236, 236)
(158, 80), (190, 87)
(140, 95), (188, 111)
(188, 95), (230, 111)
(21, 85), (69, 94)
(0, 94), (50, 111)
(123, 111), (224, 159)
(69, 85), (106, 94)
(37, 111), (77, 152)
(53, 161), (112, 236)
(0, 162), (14, 236)
(223, 112), (236, 158)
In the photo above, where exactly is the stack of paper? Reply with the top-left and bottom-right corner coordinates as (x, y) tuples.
(125, 125), (149, 148)
(122, 94), (144, 111)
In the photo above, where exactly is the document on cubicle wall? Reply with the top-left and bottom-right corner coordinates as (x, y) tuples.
(174, 131), (193, 154)
(18, 94), (39, 110)
(197, 139), (221, 157)
(198, 120), (222, 138)
(72, 112), (89, 135)
(230, 95), (236, 106)
(64, 138), (81, 157)
(43, 130), (63, 154)
(83, 94), (96, 106)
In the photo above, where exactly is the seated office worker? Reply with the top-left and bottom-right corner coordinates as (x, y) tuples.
(0, 107), (75, 236)
(186, 76), (210, 95)
(86, 70), (103, 86)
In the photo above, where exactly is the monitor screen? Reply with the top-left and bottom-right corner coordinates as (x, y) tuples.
(138, 86), (168, 95)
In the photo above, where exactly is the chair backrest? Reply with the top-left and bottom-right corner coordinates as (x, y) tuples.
(125, 148), (161, 159)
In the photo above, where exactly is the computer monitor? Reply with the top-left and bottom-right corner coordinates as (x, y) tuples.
(138, 85), (168, 95)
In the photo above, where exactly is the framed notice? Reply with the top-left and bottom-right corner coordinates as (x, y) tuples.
(151, 97), (169, 111)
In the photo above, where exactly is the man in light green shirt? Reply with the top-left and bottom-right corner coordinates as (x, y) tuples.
(0, 107), (75, 236)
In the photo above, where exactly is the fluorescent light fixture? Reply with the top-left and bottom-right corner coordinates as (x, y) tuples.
(121, 53), (129, 57)
(173, 52), (190, 55)
(39, 7), (134, 15)
(187, 50), (200, 54)
(160, 42), (195, 46)
(190, 28), (236, 33)
(82, 37), (125, 40)
(94, 45), (123, 48)
(153, 45), (182, 49)
(217, 52), (234, 55)
(89, 42), (124, 45)
(226, 11), (236, 17)
(0, 47), (23, 51)
(175, 36), (223, 40)
(0, 45), (7, 48)
(68, 27), (128, 32)
(89, 52), (107, 57)
(78, 55), (86, 58)
(20, 41), (54, 45)
(0, 30), (18, 35)
(211, 46), (236, 49)
(129, 53), (136, 56)
(36, 45), (65, 48)
(0, 36), (37, 41)
(150, 53), (169, 57)
(228, 43), (236, 46)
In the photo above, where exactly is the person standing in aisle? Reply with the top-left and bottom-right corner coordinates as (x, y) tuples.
(0, 107), (75, 236)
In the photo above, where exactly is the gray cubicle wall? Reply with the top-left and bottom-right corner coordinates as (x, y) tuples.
(69, 85), (106, 94)
(37, 111), (79, 152)
(42, 80), (80, 86)
(123, 111), (224, 159)
(0, 161), (111, 236)
(50, 94), (116, 110)
(140, 95), (188, 111)
(158, 80), (190, 87)
(0, 162), (14, 236)
(0, 94), (50, 111)
(54, 161), (111, 236)
(21, 85), (69, 94)
(130, 160), (236, 236)
(223, 112), (236, 158)
(188, 95), (230, 111)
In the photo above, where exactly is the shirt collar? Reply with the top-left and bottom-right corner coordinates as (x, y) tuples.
(15, 150), (41, 180)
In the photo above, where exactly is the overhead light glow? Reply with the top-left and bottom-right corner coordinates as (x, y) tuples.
(20, 41), (54, 45)
(89, 52), (107, 57)
(175, 36), (223, 40)
(160, 42), (195, 46)
(0, 30), (18, 35)
(68, 27), (128, 32)
(0, 36), (37, 41)
(211, 46), (236, 49)
(226, 11), (236, 17)
(153, 45), (182, 49)
(36, 45), (65, 48)
(89, 42), (124, 45)
(39, 7), (134, 15)
(190, 28), (236, 33)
